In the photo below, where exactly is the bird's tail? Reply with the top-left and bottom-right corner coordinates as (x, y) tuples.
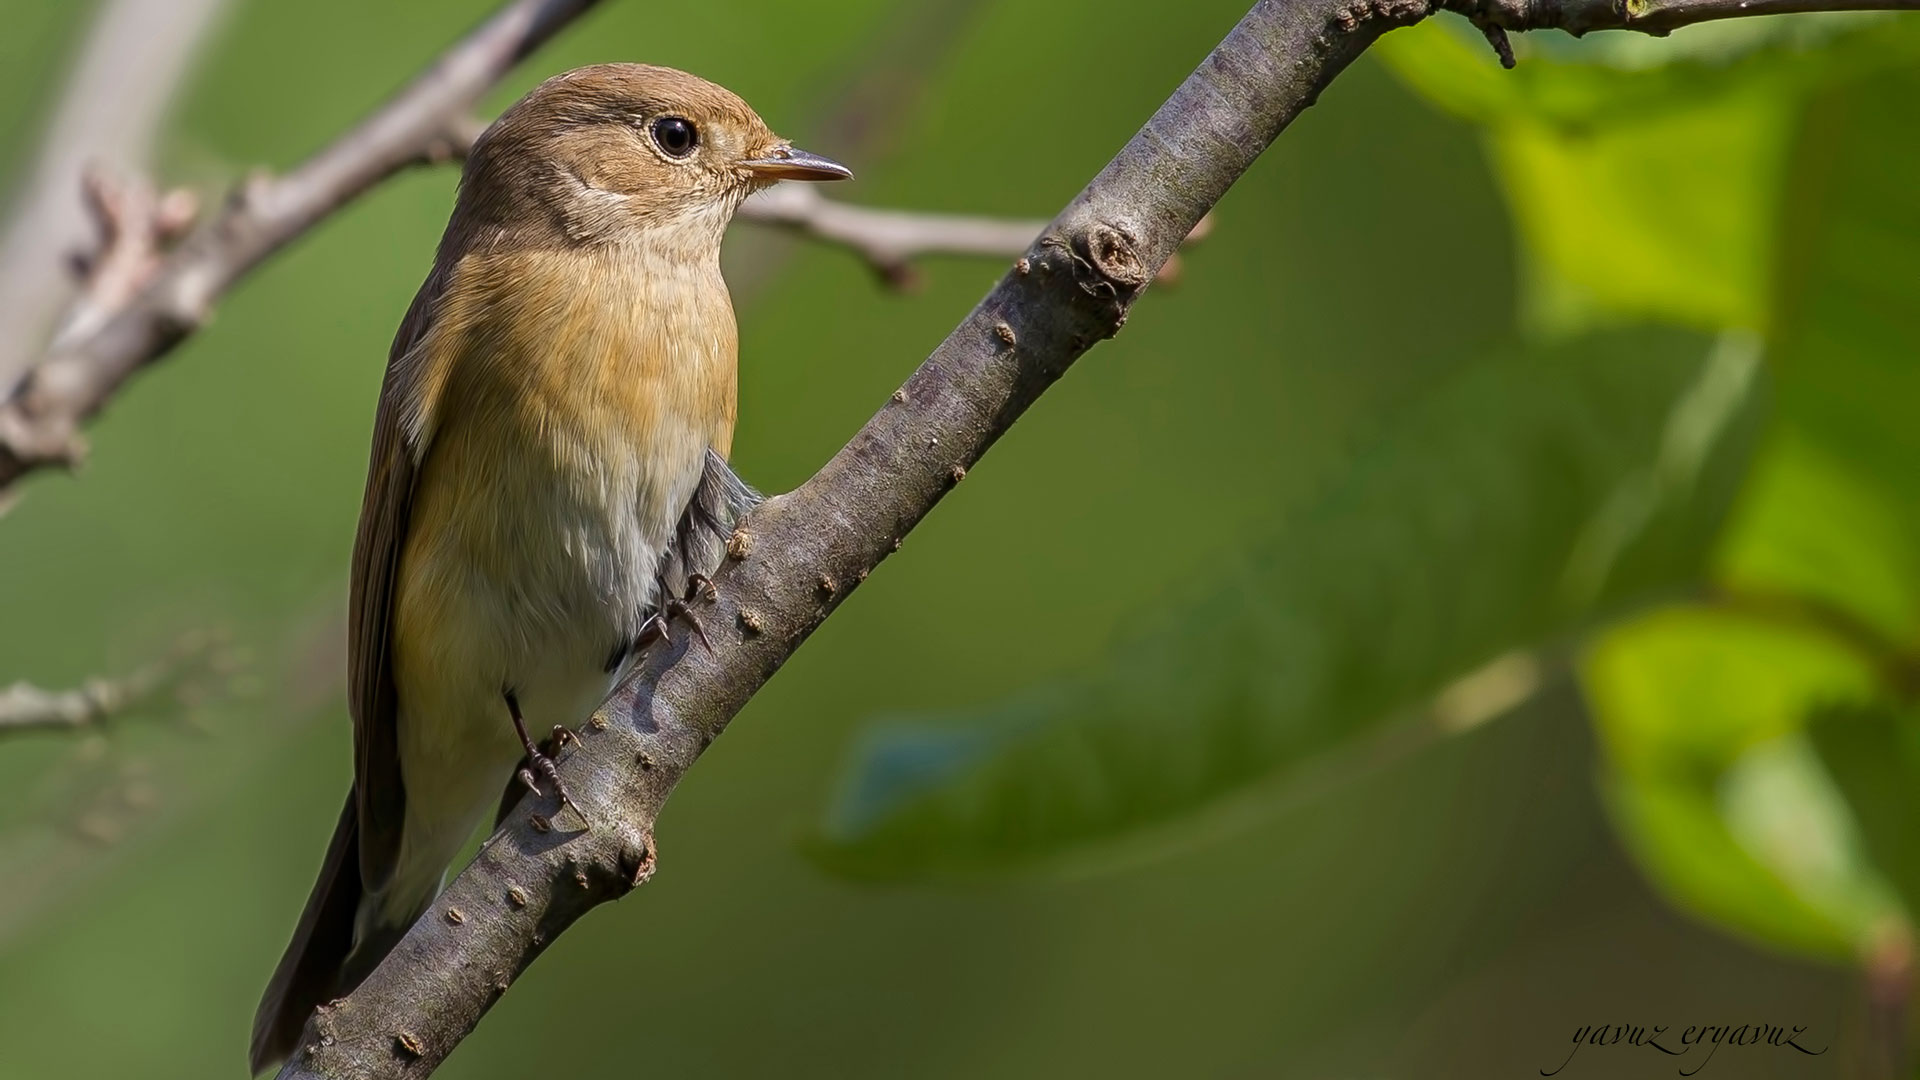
(249, 795), (364, 1074)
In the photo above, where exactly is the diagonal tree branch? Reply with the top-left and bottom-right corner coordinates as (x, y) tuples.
(268, 0), (1920, 1073)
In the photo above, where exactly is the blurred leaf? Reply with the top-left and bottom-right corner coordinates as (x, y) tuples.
(1376, 20), (1920, 333)
(812, 327), (1762, 880)
(1585, 604), (1899, 958)
(1810, 704), (1920, 917)
(1585, 59), (1920, 964)
(1769, 66), (1920, 524)
(1490, 102), (1787, 332)
(1716, 432), (1920, 645)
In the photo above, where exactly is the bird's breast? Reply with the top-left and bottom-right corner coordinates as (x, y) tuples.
(390, 246), (738, 723)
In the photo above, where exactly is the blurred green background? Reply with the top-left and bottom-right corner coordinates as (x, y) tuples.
(2, 0), (1918, 1077)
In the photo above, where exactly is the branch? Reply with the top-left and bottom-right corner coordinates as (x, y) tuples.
(0, 0), (231, 391)
(737, 184), (1211, 288)
(1474, 0), (1917, 34)
(275, 0), (1404, 1074)
(0, 677), (155, 736)
(0, 0), (605, 495)
(738, 184), (1050, 287)
(1455, 0), (1919, 63)
(0, 636), (221, 737)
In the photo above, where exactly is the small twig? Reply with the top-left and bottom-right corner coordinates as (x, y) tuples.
(738, 187), (1211, 289)
(0, 0), (231, 391)
(0, 676), (154, 734)
(738, 184), (1045, 287)
(55, 168), (201, 354)
(1476, 21), (1517, 67)
(1450, 0), (1919, 36)
(0, 634), (224, 737)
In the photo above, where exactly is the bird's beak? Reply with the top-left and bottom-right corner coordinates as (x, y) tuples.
(741, 145), (853, 182)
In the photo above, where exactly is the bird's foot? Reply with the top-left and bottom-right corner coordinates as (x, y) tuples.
(662, 595), (711, 651)
(629, 575), (718, 659)
(633, 610), (671, 651)
(505, 693), (584, 824)
(652, 573), (716, 651)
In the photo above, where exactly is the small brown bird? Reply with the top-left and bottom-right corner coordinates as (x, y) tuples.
(250, 64), (848, 1072)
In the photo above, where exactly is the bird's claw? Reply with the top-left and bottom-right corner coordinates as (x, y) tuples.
(505, 690), (585, 826)
(634, 611), (671, 651)
(517, 744), (578, 815)
(644, 573), (717, 653)
(663, 595), (712, 651)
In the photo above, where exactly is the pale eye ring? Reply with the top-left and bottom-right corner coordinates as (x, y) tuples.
(651, 116), (698, 158)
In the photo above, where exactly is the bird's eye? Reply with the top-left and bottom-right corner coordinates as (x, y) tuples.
(650, 116), (698, 158)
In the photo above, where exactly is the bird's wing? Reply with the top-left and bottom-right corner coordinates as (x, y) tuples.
(348, 262), (450, 893)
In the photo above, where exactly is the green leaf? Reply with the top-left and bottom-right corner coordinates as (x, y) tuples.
(1577, 55), (1920, 966)
(812, 327), (1762, 880)
(1584, 605), (1899, 958)
(1491, 102), (1788, 332)
(1376, 20), (1920, 333)
(1769, 66), (1920, 523)
(1715, 432), (1920, 645)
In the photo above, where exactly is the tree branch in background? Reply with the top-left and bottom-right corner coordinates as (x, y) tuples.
(738, 184), (1067, 288)
(276, 0), (1397, 1074)
(739, 185), (1211, 288)
(56, 170), (203, 353)
(0, 634), (223, 737)
(1472, 0), (1917, 35)
(1459, 0), (1919, 64)
(0, 0), (231, 391)
(0, 676), (157, 736)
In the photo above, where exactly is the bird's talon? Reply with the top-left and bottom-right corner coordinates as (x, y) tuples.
(664, 597), (713, 651)
(685, 573), (717, 603)
(540, 762), (577, 812)
(506, 690), (584, 824)
(633, 612), (670, 653)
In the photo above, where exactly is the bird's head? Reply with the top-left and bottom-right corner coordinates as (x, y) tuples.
(452, 63), (849, 253)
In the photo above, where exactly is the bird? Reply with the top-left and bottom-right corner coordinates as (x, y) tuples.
(249, 63), (850, 1073)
